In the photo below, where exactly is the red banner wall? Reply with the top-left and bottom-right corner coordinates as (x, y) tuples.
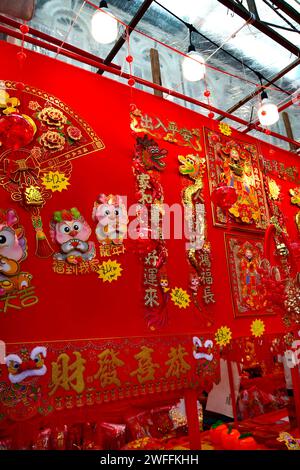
(0, 40), (298, 348)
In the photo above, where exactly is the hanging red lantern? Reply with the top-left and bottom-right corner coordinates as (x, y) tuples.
(0, 113), (36, 150)
(19, 24), (30, 35)
(211, 184), (238, 211)
(128, 78), (135, 87)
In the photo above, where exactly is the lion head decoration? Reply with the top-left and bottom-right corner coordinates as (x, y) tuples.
(5, 346), (47, 384)
(0, 208), (32, 294)
(50, 207), (95, 264)
(92, 194), (128, 245)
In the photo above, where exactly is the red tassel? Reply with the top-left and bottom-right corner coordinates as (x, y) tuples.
(31, 213), (54, 258)
(35, 229), (54, 258)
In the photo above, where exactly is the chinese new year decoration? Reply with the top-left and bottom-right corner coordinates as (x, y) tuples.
(0, 81), (104, 258)
(50, 207), (96, 265)
(0, 208), (38, 313)
(205, 129), (268, 230)
(92, 193), (128, 259)
(133, 134), (169, 330)
(5, 346), (47, 384)
(178, 153), (215, 326)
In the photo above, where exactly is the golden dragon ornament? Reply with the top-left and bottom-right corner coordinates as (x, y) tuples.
(178, 154), (214, 326)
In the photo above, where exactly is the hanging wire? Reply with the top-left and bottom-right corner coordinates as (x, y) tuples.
(188, 24), (193, 48)
(152, 0), (289, 95)
(205, 16), (253, 62)
(262, 0), (300, 34)
(249, 104), (254, 125)
(42, 0), (86, 108)
(54, 0), (87, 61)
(84, 0), (291, 95)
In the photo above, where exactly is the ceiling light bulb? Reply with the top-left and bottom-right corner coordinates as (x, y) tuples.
(91, 1), (118, 44)
(182, 48), (206, 82)
(257, 91), (279, 126)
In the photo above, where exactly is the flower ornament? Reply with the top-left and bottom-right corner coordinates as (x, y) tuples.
(67, 126), (82, 141)
(40, 130), (65, 151)
(37, 107), (67, 129)
(215, 326), (232, 346)
(28, 101), (41, 111)
(250, 319), (265, 337)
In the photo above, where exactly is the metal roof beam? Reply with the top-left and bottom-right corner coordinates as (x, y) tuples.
(0, 13), (121, 71)
(261, 21), (298, 32)
(263, 0), (299, 32)
(246, 0), (260, 18)
(241, 96), (299, 134)
(217, 0), (300, 57)
(97, 0), (154, 74)
(218, 57), (300, 120)
(0, 24), (298, 149)
(270, 0), (300, 24)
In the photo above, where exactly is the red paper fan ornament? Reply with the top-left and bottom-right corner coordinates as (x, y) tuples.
(0, 80), (104, 258)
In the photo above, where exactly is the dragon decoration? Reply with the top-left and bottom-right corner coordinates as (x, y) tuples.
(49, 198), (128, 275)
(133, 134), (169, 330)
(0, 208), (32, 295)
(50, 208), (96, 264)
(0, 81), (104, 258)
(290, 187), (300, 235)
(178, 154), (215, 326)
(92, 193), (128, 251)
